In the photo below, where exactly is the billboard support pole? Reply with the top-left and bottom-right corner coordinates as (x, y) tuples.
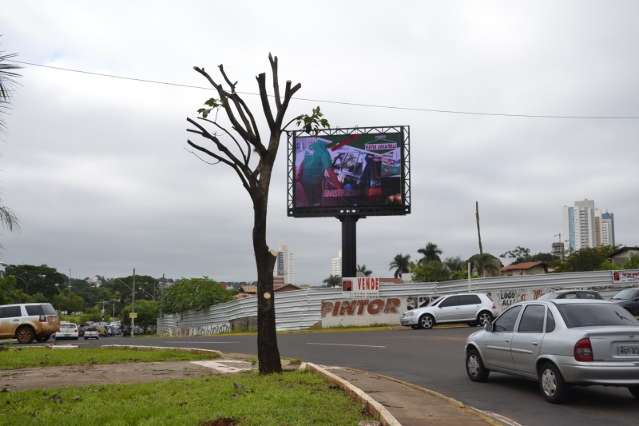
(339, 215), (360, 277)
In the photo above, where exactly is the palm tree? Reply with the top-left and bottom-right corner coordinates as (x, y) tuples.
(417, 242), (442, 264)
(0, 42), (19, 231)
(322, 275), (341, 288)
(443, 256), (464, 272)
(389, 254), (411, 279)
(356, 264), (372, 277)
(467, 253), (502, 277)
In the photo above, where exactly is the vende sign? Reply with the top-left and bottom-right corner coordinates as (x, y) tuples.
(342, 276), (380, 297)
(612, 270), (639, 284)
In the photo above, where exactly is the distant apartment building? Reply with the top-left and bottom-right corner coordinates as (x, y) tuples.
(551, 241), (565, 259)
(276, 245), (295, 285)
(331, 250), (342, 277)
(562, 199), (615, 252)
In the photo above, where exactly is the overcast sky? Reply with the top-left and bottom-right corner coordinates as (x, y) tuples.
(1, 1), (638, 283)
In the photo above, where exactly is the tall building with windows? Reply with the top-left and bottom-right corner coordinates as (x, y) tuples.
(330, 250), (342, 277)
(276, 245), (294, 285)
(562, 199), (615, 252)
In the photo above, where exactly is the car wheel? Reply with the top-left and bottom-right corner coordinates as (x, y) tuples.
(15, 326), (35, 344)
(539, 363), (569, 403)
(418, 314), (434, 330)
(466, 348), (490, 382)
(477, 311), (493, 327)
(629, 386), (639, 399)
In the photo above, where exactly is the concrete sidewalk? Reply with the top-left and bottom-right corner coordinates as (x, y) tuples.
(325, 366), (510, 426)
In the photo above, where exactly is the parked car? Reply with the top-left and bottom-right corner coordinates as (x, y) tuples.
(400, 293), (498, 329)
(0, 303), (60, 344)
(610, 288), (639, 316)
(83, 327), (100, 340)
(537, 290), (602, 301)
(465, 299), (639, 403)
(54, 322), (79, 340)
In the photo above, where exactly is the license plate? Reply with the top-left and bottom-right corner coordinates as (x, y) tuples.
(616, 344), (639, 356)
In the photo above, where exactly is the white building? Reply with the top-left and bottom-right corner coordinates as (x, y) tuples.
(562, 199), (615, 252)
(276, 245), (295, 285)
(330, 250), (342, 277)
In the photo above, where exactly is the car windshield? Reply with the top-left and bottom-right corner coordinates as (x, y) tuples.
(612, 289), (637, 300)
(557, 303), (639, 328)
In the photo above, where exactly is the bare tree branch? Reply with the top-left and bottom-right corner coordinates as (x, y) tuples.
(184, 147), (222, 165)
(256, 72), (275, 129)
(268, 53), (281, 109)
(187, 117), (247, 170)
(186, 139), (251, 192)
(197, 117), (250, 165)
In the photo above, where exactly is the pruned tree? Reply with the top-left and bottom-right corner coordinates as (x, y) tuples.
(186, 54), (327, 374)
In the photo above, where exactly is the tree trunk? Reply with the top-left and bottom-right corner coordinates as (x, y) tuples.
(252, 193), (282, 374)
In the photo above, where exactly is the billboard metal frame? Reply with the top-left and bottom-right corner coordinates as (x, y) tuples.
(286, 125), (411, 218)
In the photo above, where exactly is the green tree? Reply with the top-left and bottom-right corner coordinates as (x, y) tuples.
(160, 278), (233, 314)
(560, 246), (616, 272)
(411, 261), (451, 282)
(443, 256), (464, 272)
(389, 254), (411, 279)
(467, 253), (502, 277)
(499, 246), (532, 263)
(356, 264), (372, 277)
(623, 255), (639, 269)
(187, 54), (325, 374)
(53, 290), (85, 313)
(530, 252), (558, 262)
(103, 275), (159, 306)
(0, 275), (31, 305)
(5, 264), (67, 299)
(322, 275), (341, 288)
(121, 299), (159, 330)
(417, 242), (442, 264)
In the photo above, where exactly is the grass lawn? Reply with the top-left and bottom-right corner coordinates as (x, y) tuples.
(0, 347), (218, 370)
(0, 371), (369, 426)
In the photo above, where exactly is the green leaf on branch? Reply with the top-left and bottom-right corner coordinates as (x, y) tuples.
(296, 106), (330, 133)
(197, 98), (221, 119)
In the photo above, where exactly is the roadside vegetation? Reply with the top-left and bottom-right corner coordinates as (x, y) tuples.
(0, 347), (218, 370)
(0, 371), (369, 425)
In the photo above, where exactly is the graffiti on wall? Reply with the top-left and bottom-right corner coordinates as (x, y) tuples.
(321, 297), (404, 327)
(160, 322), (231, 337)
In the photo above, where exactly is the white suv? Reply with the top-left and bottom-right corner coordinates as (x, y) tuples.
(400, 293), (498, 329)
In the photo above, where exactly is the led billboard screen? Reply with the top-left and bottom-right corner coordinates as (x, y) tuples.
(287, 126), (410, 217)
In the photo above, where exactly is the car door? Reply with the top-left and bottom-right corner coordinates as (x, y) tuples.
(0, 305), (23, 338)
(458, 295), (482, 321)
(482, 305), (522, 371)
(629, 290), (639, 315)
(510, 304), (546, 377)
(436, 296), (464, 322)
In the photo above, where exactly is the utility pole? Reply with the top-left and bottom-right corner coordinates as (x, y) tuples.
(475, 201), (483, 256)
(131, 268), (136, 338)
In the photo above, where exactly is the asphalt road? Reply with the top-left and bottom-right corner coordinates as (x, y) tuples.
(59, 328), (639, 425)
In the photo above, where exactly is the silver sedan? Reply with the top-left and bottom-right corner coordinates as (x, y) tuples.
(465, 299), (639, 403)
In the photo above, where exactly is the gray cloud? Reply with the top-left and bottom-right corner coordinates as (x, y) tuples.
(1, 0), (638, 283)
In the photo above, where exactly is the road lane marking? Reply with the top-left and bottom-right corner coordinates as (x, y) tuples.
(190, 360), (252, 373)
(306, 343), (386, 349)
(163, 341), (240, 344)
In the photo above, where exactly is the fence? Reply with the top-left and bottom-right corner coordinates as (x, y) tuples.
(157, 269), (638, 335)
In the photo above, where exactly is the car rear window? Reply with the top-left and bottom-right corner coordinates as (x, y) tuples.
(25, 305), (44, 316)
(557, 303), (639, 328)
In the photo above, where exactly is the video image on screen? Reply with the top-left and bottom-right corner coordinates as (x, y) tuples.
(294, 132), (403, 209)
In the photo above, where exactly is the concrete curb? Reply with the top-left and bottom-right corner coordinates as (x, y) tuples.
(366, 371), (521, 426)
(301, 362), (401, 426)
(100, 344), (223, 357)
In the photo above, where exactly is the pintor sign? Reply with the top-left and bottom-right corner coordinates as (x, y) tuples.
(321, 297), (404, 327)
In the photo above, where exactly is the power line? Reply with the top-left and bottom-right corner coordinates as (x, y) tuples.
(12, 59), (639, 120)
